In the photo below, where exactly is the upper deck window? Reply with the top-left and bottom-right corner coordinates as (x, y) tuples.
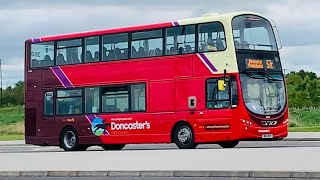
(57, 39), (82, 65)
(132, 30), (163, 58)
(198, 22), (226, 52)
(232, 15), (277, 51)
(30, 42), (54, 68)
(85, 36), (100, 63)
(102, 33), (128, 61)
(166, 25), (195, 55)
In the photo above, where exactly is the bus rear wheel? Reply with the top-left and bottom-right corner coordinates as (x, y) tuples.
(173, 123), (198, 149)
(101, 144), (126, 151)
(218, 140), (239, 148)
(60, 127), (87, 151)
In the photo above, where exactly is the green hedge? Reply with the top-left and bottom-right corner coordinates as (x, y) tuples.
(0, 106), (24, 124)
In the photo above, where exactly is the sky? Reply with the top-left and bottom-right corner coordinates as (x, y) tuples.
(0, 0), (319, 88)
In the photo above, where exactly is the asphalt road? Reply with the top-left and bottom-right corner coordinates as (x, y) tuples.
(0, 177), (317, 180)
(0, 141), (319, 153)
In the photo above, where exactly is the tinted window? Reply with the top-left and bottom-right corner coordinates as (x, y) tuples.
(57, 39), (81, 47)
(206, 78), (230, 109)
(131, 84), (146, 111)
(232, 15), (277, 51)
(85, 87), (100, 113)
(85, 36), (99, 62)
(44, 91), (54, 116)
(56, 39), (82, 65)
(56, 89), (82, 115)
(231, 76), (238, 107)
(103, 33), (128, 61)
(198, 22), (226, 52)
(166, 25), (195, 55)
(57, 89), (82, 97)
(102, 86), (129, 113)
(30, 42), (54, 68)
(132, 30), (163, 58)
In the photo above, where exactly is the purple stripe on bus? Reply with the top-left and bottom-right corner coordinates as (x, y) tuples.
(58, 67), (74, 88)
(86, 114), (96, 123)
(103, 130), (109, 135)
(51, 66), (73, 88)
(173, 21), (179, 26)
(50, 67), (65, 88)
(32, 38), (42, 43)
(199, 53), (218, 72)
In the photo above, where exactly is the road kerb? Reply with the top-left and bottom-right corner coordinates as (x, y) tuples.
(140, 171), (174, 177)
(20, 171), (48, 177)
(0, 170), (319, 178)
(250, 171), (291, 178)
(211, 171), (250, 177)
(108, 171), (140, 177)
(291, 171), (313, 178)
(48, 171), (77, 177)
(174, 171), (211, 177)
(310, 172), (320, 178)
(0, 171), (20, 177)
(77, 171), (108, 177)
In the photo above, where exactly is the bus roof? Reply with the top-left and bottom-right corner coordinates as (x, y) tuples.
(27, 11), (263, 43)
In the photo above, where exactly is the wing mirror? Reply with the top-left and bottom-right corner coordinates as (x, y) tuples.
(218, 79), (226, 91)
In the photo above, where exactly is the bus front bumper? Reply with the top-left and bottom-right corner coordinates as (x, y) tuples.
(240, 123), (288, 140)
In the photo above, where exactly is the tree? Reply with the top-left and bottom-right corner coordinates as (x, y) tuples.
(1, 81), (24, 107)
(286, 70), (320, 108)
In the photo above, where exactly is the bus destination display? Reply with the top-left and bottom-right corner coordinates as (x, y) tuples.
(245, 58), (280, 70)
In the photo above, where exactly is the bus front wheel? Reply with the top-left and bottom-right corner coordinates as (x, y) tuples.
(218, 140), (239, 148)
(60, 127), (88, 151)
(173, 123), (198, 149)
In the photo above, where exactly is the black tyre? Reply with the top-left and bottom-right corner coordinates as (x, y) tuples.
(60, 127), (85, 151)
(218, 140), (239, 148)
(101, 144), (126, 151)
(173, 123), (198, 149)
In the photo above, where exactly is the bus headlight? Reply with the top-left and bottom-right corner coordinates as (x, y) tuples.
(241, 119), (253, 126)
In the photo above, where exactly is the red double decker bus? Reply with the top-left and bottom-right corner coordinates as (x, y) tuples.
(25, 11), (288, 151)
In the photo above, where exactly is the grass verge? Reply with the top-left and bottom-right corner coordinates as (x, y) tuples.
(0, 135), (24, 141)
(0, 121), (24, 135)
(289, 126), (320, 132)
(289, 108), (320, 127)
(0, 106), (24, 124)
(0, 106), (24, 140)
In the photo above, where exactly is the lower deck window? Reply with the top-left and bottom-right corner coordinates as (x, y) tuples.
(101, 83), (146, 113)
(56, 89), (82, 115)
(44, 91), (54, 116)
(102, 86), (129, 113)
(85, 87), (100, 113)
(49, 83), (146, 116)
(131, 84), (146, 111)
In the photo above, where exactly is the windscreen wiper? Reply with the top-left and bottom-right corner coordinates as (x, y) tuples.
(243, 71), (264, 79)
(257, 72), (283, 81)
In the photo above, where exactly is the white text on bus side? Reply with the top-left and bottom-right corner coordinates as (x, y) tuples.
(111, 121), (151, 130)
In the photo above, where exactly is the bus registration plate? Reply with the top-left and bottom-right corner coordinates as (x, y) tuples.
(262, 134), (273, 138)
